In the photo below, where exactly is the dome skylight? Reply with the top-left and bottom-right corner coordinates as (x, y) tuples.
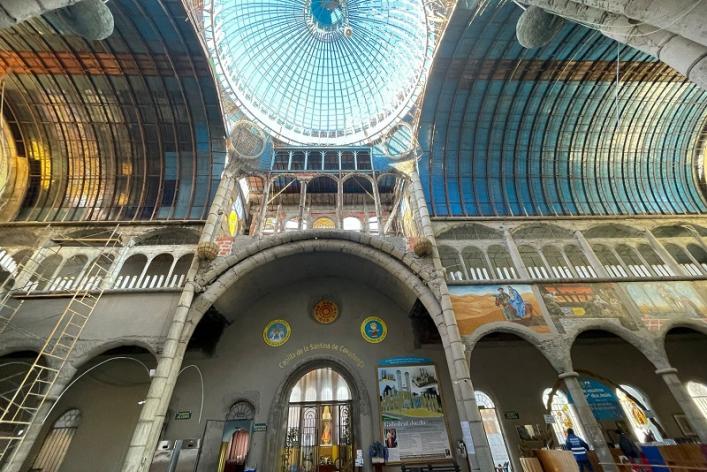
(207, 0), (434, 145)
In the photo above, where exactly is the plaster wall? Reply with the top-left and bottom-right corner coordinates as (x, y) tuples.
(20, 354), (155, 472)
(163, 276), (465, 471)
(1, 292), (180, 358)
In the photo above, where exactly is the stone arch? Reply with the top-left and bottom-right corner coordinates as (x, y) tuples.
(70, 338), (159, 369)
(511, 222), (574, 240)
(133, 227), (200, 246)
(264, 357), (373, 472)
(661, 324), (707, 385)
(650, 224), (696, 238)
(465, 324), (562, 371)
(436, 222), (501, 240)
(467, 330), (563, 472)
(191, 236), (442, 338)
(567, 325), (665, 369)
(583, 223), (644, 239)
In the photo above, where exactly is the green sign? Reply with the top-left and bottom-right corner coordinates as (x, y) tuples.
(503, 411), (520, 420)
(254, 423), (267, 432)
(175, 410), (192, 420)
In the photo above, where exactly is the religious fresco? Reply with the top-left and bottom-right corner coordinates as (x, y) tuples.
(449, 285), (549, 335)
(621, 281), (707, 331)
(539, 283), (638, 331)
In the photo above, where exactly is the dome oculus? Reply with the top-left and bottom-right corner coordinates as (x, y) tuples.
(207, 0), (434, 145)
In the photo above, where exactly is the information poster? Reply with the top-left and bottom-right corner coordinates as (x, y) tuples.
(377, 360), (452, 462)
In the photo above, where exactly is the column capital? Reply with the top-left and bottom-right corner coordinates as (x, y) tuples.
(558, 371), (580, 379)
(655, 367), (678, 375)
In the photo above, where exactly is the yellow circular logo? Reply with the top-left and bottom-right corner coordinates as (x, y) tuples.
(360, 316), (387, 343)
(263, 319), (291, 347)
(313, 299), (339, 324)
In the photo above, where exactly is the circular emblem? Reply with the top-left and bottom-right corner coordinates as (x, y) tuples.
(263, 319), (291, 347)
(313, 299), (339, 324)
(360, 316), (387, 343)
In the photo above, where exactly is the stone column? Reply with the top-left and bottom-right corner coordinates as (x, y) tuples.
(121, 167), (239, 472)
(409, 169), (495, 472)
(4, 364), (77, 472)
(503, 229), (530, 279)
(655, 367), (707, 442)
(573, 231), (609, 277)
(559, 372), (617, 472)
(643, 231), (686, 276)
(298, 178), (307, 230)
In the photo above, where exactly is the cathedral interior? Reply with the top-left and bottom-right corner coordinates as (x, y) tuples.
(0, 0), (706, 471)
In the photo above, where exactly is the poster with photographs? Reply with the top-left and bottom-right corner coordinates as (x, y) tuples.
(377, 362), (452, 462)
(449, 284), (549, 335)
(539, 283), (638, 331)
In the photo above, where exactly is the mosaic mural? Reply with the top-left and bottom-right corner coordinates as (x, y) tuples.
(449, 285), (549, 335)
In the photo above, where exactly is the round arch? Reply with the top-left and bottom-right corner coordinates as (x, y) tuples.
(264, 357), (373, 472)
(190, 232), (441, 336)
(465, 324), (560, 370)
(566, 324), (666, 369)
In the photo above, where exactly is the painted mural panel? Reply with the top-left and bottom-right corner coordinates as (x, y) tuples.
(622, 281), (707, 331)
(539, 283), (638, 331)
(449, 285), (549, 335)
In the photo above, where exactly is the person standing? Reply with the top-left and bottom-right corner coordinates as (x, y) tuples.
(564, 428), (593, 471)
(616, 429), (641, 464)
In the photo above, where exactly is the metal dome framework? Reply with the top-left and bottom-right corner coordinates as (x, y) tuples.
(202, 0), (448, 146)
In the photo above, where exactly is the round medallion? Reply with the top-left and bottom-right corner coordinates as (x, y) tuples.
(263, 319), (291, 347)
(313, 299), (339, 324)
(360, 316), (387, 343)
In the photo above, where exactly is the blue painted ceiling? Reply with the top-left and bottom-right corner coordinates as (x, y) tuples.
(419, 1), (707, 217)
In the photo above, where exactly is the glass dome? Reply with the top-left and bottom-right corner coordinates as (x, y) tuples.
(207, 0), (434, 145)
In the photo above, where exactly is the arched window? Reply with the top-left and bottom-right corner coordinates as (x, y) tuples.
(463, 246), (491, 281)
(542, 245), (573, 279)
(686, 381), (707, 419)
(143, 254), (174, 289)
(564, 244), (596, 279)
(542, 388), (586, 445)
(664, 243), (701, 276)
(284, 368), (353, 471)
(637, 244), (671, 277)
(615, 245), (651, 278)
(114, 254), (147, 289)
(475, 391), (512, 471)
(518, 245), (549, 279)
(222, 401), (256, 469)
(591, 244), (627, 278)
(312, 217), (336, 229)
(616, 385), (662, 442)
(487, 245), (518, 279)
(31, 409), (81, 472)
(686, 245), (707, 273)
(342, 217), (362, 232)
(438, 246), (465, 281)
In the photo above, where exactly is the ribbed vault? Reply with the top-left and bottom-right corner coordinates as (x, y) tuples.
(419, 1), (707, 217)
(0, 0), (227, 222)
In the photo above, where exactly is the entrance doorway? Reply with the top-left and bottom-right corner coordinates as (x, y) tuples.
(282, 367), (353, 472)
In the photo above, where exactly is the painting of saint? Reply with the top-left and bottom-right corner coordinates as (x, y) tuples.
(450, 285), (548, 335)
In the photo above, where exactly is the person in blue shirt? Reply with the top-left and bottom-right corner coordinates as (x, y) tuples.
(564, 428), (593, 471)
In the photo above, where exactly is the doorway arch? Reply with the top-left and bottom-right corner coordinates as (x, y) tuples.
(284, 367), (354, 471)
(266, 359), (370, 472)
